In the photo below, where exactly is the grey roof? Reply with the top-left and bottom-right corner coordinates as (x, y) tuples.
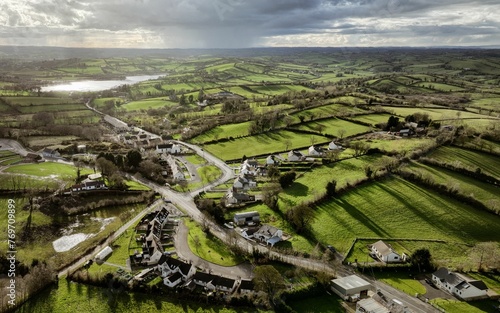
(255, 224), (279, 237)
(234, 211), (259, 219)
(239, 279), (254, 291)
(332, 275), (371, 290)
(469, 280), (488, 291)
(213, 276), (236, 289)
(193, 271), (214, 283)
(371, 240), (398, 257)
(357, 298), (389, 313)
(433, 267), (463, 286)
(167, 272), (182, 283)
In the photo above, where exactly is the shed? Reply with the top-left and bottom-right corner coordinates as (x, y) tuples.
(95, 246), (113, 264)
(331, 275), (371, 301)
(233, 211), (260, 226)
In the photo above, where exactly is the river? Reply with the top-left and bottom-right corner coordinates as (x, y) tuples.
(41, 74), (166, 92)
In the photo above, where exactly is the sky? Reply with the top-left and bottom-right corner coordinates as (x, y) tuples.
(0, 0), (499, 49)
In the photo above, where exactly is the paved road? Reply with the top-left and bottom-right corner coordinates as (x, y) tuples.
(0, 138), (32, 156)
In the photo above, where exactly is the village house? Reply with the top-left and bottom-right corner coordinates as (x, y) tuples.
(156, 143), (181, 154)
(165, 154), (185, 181)
(432, 267), (489, 301)
(158, 255), (196, 288)
(266, 155), (278, 165)
(192, 272), (214, 289)
(42, 147), (61, 158)
(240, 159), (259, 176)
(233, 211), (260, 226)
(370, 240), (403, 263)
(232, 174), (257, 190)
(308, 145), (324, 156)
(398, 128), (415, 137)
(224, 188), (255, 205)
(328, 141), (342, 151)
(238, 279), (255, 294)
(71, 180), (107, 192)
(287, 150), (305, 162)
(253, 224), (283, 246)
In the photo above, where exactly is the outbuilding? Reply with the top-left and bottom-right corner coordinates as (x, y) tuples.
(331, 275), (372, 301)
(95, 246), (113, 264)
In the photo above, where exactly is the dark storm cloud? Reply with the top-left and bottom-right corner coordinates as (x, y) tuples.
(0, 0), (499, 47)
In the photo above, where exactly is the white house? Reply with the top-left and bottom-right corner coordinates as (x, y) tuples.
(288, 150), (304, 162)
(225, 188), (255, 205)
(240, 159), (259, 176)
(432, 267), (489, 301)
(156, 143), (181, 154)
(254, 225), (283, 246)
(370, 240), (402, 263)
(158, 256), (196, 283)
(166, 154), (185, 181)
(328, 141), (342, 151)
(266, 155), (277, 165)
(233, 174), (257, 190)
(212, 276), (237, 293)
(308, 145), (324, 156)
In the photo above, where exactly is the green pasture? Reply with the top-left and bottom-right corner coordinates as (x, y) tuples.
(311, 176), (500, 255)
(2, 96), (79, 106)
(374, 271), (427, 296)
(122, 98), (176, 111)
(350, 114), (391, 126)
(383, 106), (491, 121)
(0, 173), (62, 190)
(125, 180), (151, 191)
(417, 82), (466, 92)
(184, 219), (243, 266)
(359, 137), (435, 154)
(190, 121), (253, 143)
(293, 117), (372, 137)
(15, 279), (266, 313)
(403, 161), (499, 207)
(5, 162), (93, 181)
(430, 298), (499, 313)
(468, 96), (500, 111)
(279, 155), (386, 209)
(203, 130), (330, 161)
(427, 146), (500, 179)
(291, 103), (365, 120)
(26, 135), (79, 147)
(249, 84), (313, 96)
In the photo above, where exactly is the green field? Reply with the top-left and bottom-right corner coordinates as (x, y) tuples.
(427, 146), (500, 179)
(403, 161), (500, 207)
(374, 271), (427, 296)
(293, 117), (372, 137)
(383, 106), (492, 122)
(190, 121), (253, 143)
(287, 292), (345, 313)
(359, 137), (435, 155)
(5, 162), (93, 181)
(122, 98), (176, 111)
(203, 130), (330, 161)
(430, 298), (499, 313)
(350, 114), (391, 126)
(15, 279), (266, 313)
(311, 176), (500, 255)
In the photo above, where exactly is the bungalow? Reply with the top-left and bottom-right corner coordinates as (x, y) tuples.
(432, 267), (489, 301)
(288, 150), (305, 162)
(240, 227), (259, 240)
(225, 188), (255, 205)
(240, 159), (259, 176)
(308, 145), (324, 156)
(370, 240), (402, 263)
(266, 155), (278, 165)
(328, 141), (342, 151)
(398, 129), (415, 137)
(193, 272), (215, 289)
(71, 181), (106, 192)
(233, 174), (257, 190)
(166, 154), (185, 181)
(233, 211), (260, 226)
(42, 148), (60, 158)
(212, 276), (237, 293)
(254, 224), (282, 246)
(156, 143), (181, 154)
(239, 279), (255, 294)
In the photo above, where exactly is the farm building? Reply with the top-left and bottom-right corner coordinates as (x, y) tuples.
(355, 298), (389, 313)
(432, 267), (489, 301)
(156, 143), (181, 154)
(308, 145), (324, 156)
(233, 211), (260, 226)
(95, 246), (113, 264)
(328, 141), (342, 150)
(42, 148), (60, 158)
(331, 275), (372, 301)
(370, 240), (402, 263)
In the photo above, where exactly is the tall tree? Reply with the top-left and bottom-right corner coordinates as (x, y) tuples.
(253, 265), (286, 305)
(126, 150), (142, 168)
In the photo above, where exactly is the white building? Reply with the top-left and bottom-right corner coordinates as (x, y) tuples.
(328, 141), (342, 150)
(370, 240), (402, 263)
(253, 225), (282, 246)
(432, 267), (489, 301)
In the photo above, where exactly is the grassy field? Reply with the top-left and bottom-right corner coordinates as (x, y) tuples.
(373, 271), (427, 296)
(203, 130), (330, 161)
(184, 219), (243, 266)
(293, 117), (372, 137)
(5, 162), (94, 182)
(350, 114), (391, 126)
(15, 279), (267, 313)
(122, 98), (176, 111)
(279, 155), (388, 209)
(358, 137), (435, 155)
(430, 298), (499, 313)
(383, 106), (492, 122)
(427, 146), (500, 179)
(311, 176), (500, 255)
(190, 121), (253, 143)
(402, 161), (500, 206)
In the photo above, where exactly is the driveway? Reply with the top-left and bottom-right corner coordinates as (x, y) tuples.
(173, 220), (254, 279)
(419, 276), (456, 300)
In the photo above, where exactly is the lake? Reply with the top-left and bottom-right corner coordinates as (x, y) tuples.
(41, 74), (166, 92)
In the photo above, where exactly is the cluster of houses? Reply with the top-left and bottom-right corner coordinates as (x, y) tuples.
(119, 128), (163, 148)
(233, 211), (283, 247)
(159, 153), (185, 181)
(224, 159), (260, 206)
(131, 207), (175, 266)
(330, 274), (411, 313)
(156, 255), (254, 294)
(288, 140), (343, 161)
